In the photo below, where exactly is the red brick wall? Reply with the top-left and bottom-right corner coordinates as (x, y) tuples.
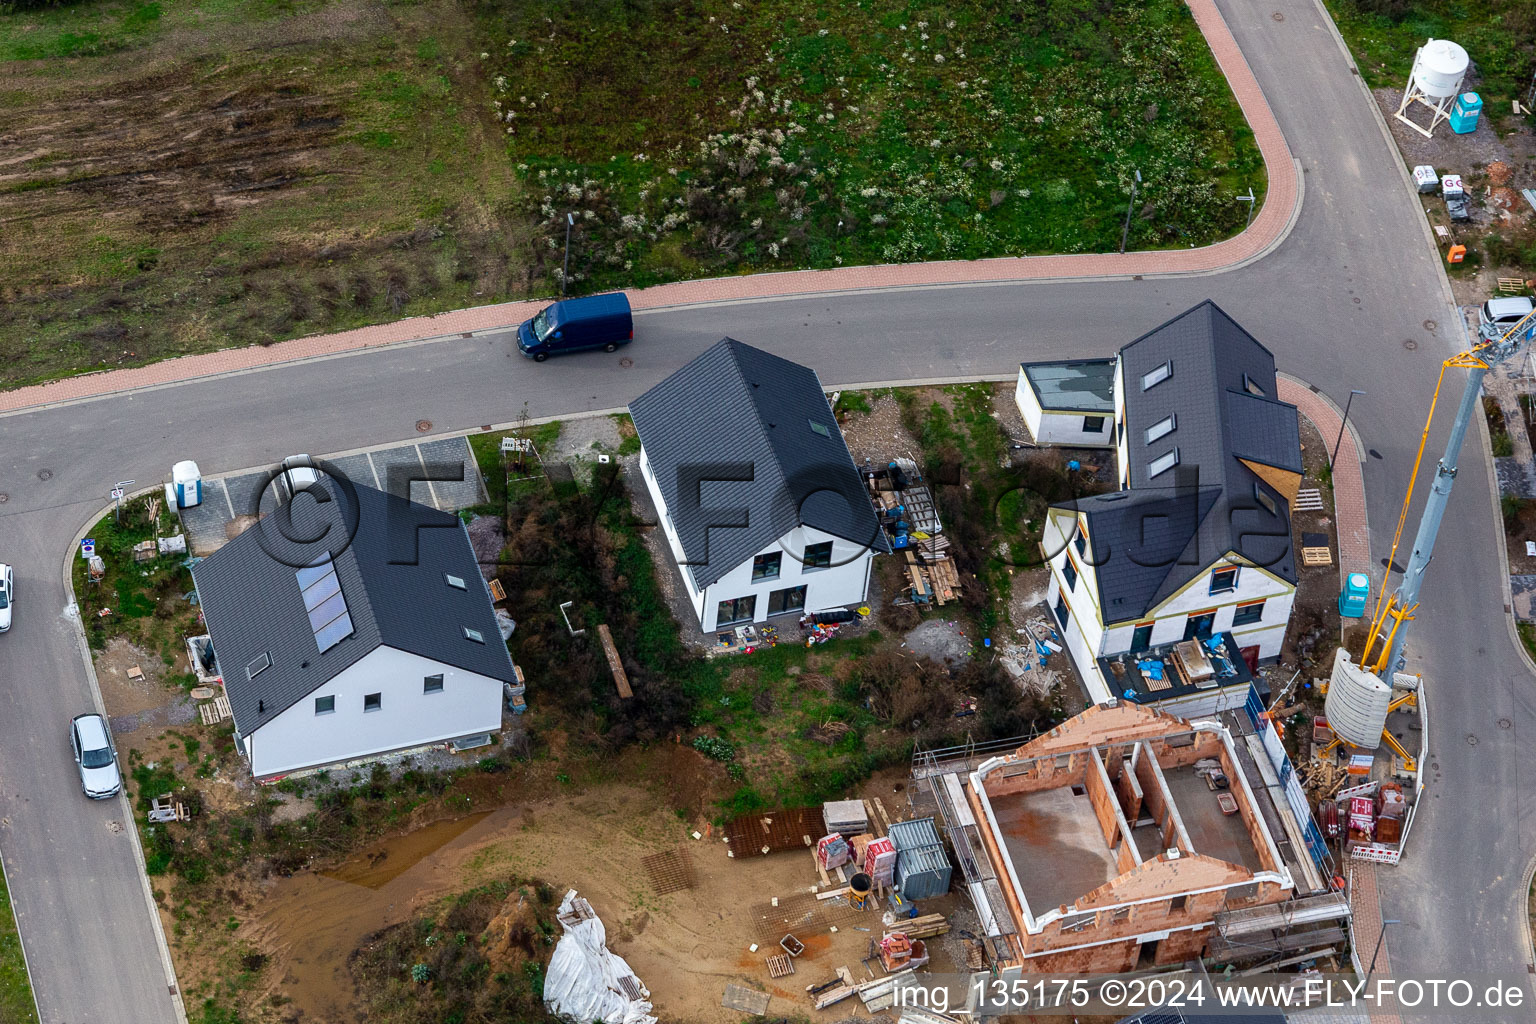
(1023, 938), (1140, 974)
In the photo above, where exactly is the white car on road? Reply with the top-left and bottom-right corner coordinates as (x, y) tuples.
(0, 563), (11, 632)
(70, 714), (122, 799)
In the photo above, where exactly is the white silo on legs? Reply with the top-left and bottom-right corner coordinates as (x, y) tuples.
(1395, 38), (1469, 138)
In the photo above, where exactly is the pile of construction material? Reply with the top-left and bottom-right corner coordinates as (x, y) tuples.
(824, 800), (868, 836)
(817, 833), (851, 871)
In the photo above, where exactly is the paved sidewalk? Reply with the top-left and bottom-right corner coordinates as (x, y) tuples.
(1279, 377), (1371, 586)
(0, 0), (1297, 417)
(1348, 860), (1403, 1023)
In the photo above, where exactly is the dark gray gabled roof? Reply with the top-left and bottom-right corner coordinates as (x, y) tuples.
(192, 480), (514, 738)
(1057, 301), (1299, 621)
(629, 338), (889, 589)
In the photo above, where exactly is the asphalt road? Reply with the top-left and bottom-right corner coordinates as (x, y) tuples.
(0, 0), (1526, 1019)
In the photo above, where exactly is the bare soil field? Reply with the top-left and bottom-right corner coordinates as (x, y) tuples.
(0, 0), (532, 386)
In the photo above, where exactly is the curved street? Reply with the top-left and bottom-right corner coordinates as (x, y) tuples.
(0, 0), (1528, 1019)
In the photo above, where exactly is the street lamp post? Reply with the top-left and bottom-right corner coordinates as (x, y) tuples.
(1364, 918), (1401, 990)
(1330, 389), (1367, 470)
(561, 212), (575, 296)
(1119, 169), (1142, 254)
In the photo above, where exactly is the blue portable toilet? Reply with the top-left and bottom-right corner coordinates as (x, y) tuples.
(171, 461), (203, 509)
(1339, 572), (1369, 619)
(1450, 92), (1482, 134)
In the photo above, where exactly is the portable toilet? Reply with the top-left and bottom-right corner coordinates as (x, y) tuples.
(1449, 92), (1482, 134)
(171, 461), (203, 509)
(1339, 572), (1370, 619)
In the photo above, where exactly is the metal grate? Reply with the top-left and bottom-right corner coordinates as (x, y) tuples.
(641, 847), (696, 896)
(724, 806), (822, 856)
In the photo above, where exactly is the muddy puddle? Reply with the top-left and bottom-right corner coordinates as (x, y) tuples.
(322, 811), (491, 889)
(250, 809), (508, 1023)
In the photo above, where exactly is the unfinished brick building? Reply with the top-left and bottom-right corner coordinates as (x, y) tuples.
(953, 702), (1296, 973)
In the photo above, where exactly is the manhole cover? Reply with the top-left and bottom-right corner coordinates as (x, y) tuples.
(1272, 10), (1284, 19)
(1499, 718), (1512, 729)
(1467, 733), (1479, 746)
(416, 420), (432, 433)
(1352, 297), (1361, 304)
(106, 821), (124, 834)
(36, 469), (51, 481)
(620, 357), (634, 368)
(1403, 339), (1418, 350)
(1423, 319), (1437, 331)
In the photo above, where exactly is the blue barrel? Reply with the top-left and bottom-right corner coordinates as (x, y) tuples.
(1450, 92), (1482, 134)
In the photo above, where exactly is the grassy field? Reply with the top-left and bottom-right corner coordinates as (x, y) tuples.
(484, 0), (1265, 289)
(0, 0), (527, 388)
(0, 864), (36, 1024)
(1324, 0), (1536, 103)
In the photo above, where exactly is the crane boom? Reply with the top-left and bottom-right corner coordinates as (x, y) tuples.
(1364, 307), (1536, 675)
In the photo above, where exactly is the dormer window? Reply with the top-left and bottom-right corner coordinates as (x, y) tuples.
(1145, 414), (1176, 444)
(1148, 449), (1179, 478)
(1140, 361), (1172, 391)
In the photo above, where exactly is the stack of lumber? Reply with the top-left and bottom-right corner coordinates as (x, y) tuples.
(889, 913), (949, 940)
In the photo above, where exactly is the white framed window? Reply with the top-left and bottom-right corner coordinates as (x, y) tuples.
(424, 674), (445, 694)
(363, 692), (382, 713)
(464, 627), (485, 644)
(1140, 361), (1172, 391)
(446, 574), (466, 590)
(1145, 414), (1176, 444)
(314, 695), (335, 715)
(1148, 448), (1179, 478)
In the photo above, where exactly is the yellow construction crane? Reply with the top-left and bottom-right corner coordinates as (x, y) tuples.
(1359, 306), (1536, 677)
(1323, 304), (1536, 771)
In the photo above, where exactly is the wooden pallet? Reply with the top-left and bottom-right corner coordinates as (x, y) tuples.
(1293, 488), (1324, 512)
(765, 953), (794, 978)
(198, 695), (232, 726)
(1498, 276), (1528, 294)
(1301, 546), (1333, 567)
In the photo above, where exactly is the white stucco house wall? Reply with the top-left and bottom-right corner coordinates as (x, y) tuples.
(1040, 302), (1303, 705)
(193, 480), (514, 781)
(1014, 358), (1118, 447)
(630, 338), (889, 634)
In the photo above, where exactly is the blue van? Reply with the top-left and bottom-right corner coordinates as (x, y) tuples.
(516, 293), (634, 362)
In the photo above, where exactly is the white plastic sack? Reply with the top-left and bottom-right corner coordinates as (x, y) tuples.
(543, 889), (657, 1024)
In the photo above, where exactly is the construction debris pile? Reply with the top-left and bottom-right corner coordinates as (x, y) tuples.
(864, 459), (962, 606)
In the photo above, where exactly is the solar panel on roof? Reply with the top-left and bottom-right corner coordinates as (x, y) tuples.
(297, 555), (353, 652)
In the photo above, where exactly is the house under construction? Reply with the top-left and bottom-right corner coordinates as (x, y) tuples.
(915, 701), (1349, 974)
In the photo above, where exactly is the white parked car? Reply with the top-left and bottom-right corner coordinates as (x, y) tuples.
(70, 714), (122, 800)
(0, 563), (10, 632)
(1479, 296), (1535, 341)
(280, 454), (320, 495)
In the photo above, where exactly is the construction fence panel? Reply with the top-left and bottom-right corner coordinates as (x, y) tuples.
(1257, 709), (1332, 875)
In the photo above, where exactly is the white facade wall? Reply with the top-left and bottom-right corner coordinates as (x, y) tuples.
(246, 646), (504, 779)
(639, 446), (873, 634)
(697, 525), (871, 632)
(1114, 359), (1130, 489)
(1014, 372), (1114, 447)
(1046, 508), (1295, 684)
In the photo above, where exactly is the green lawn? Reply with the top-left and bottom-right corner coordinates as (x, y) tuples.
(482, 0), (1265, 289)
(1323, 0), (1535, 107)
(0, 863), (38, 1024)
(0, 0), (527, 388)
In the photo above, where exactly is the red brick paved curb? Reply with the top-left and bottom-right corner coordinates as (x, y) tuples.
(1278, 376), (1372, 586)
(0, 0), (1296, 416)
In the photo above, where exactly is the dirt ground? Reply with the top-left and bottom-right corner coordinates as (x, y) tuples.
(1370, 86), (1536, 305)
(239, 760), (971, 1024)
(837, 389), (920, 469)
